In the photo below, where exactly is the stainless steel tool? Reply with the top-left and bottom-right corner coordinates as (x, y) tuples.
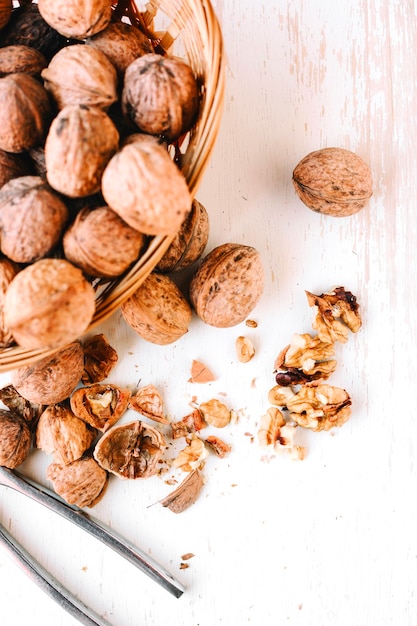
(0, 466), (185, 624)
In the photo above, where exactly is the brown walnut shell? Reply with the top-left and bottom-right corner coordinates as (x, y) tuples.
(0, 0), (12, 31)
(63, 205), (145, 279)
(0, 45), (47, 77)
(0, 257), (19, 348)
(157, 198), (209, 273)
(47, 456), (108, 508)
(122, 53), (200, 142)
(42, 44), (118, 110)
(86, 21), (152, 80)
(82, 333), (118, 384)
(0, 148), (33, 187)
(93, 419), (166, 479)
(38, 0), (112, 40)
(0, 73), (51, 153)
(4, 258), (96, 350)
(101, 138), (192, 235)
(45, 104), (119, 198)
(11, 341), (85, 405)
(0, 408), (32, 468)
(121, 272), (192, 345)
(0, 175), (68, 263)
(70, 384), (131, 432)
(292, 147), (373, 217)
(189, 243), (265, 328)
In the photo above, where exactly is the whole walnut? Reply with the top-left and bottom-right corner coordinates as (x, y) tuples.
(189, 243), (265, 328)
(0, 45), (48, 78)
(0, 409), (31, 469)
(42, 44), (118, 110)
(292, 147), (373, 217)
(121, 272), (192, 345)
(101, 137), (192, 235)
(38, 0), (112, 40)
(0, 0), (12, 31)
(157, 198), (209, 272)
(122, 53), (200, 142)
(0, 175), (68, 263)
(3, 258), (96, 350)
(0, 148), (33, 187)
(63, 205), (146, 278)
(47, 456), (108, 508)
(0, 73), (51, 153)
(45, 104), (119, 198)
(11, 341), (85, 405)
(86, 21), (153, 80)
(0, 256), (19, 348)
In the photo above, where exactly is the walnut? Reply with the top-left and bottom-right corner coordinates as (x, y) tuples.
(3, 259), (96, 350)
(235, 336), (255, 363)
(0, 256), (19, 348)
(101, 138), (192, 235)
(0, 73), (51, 153)
(159, 469), (204, 514)
(11, 341), (85, 405)
(63, 205), (145, 278)
(36, 404), (97, 465)
(0, 148), (33, 187)
(204, 435), (231, 458)
(305, 287), (362, 343)
(45, 104), (119, 198)
(0, 408), (32, 468)
(171, 409), (207, 439)
(86, 21), (152, 80)
(70, 384), (131, 432)
(82, 334), (118, 384)
(46, 456), (108, 508)
(199, 399), (231, 428)
(42, 44), (118, 110)
(274, 333), (337, 386)
(93, 420), (166, 479)
(0, 0), (12, 31)
(257, 406), (305, 460)
(156, 198), (210, 273)
(38, 0), (112, 40)
(172, 434), (208, 472)
(0, 384), (41, 423)
(189, 243), (265, 328)
(293, 148), (373, 216)
(122, 53), (199, 142)
(0, 175), (68, 263)
(129, 385), (169, 424)
(269, 383), (352, 432)
(121, 273), (192, 345)
(0, 45), (47, 77)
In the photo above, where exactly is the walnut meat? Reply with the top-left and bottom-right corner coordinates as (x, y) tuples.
(292, 148), (373, 216)
(94, 420), (166, 479)
(274, 333), (337, 386)
(189, 243), (264, 328)
(11, 341), (85, 405)
(45, 104), (119, 198)
(4, 259), (96, 350)
(305, 287), (362, 343)
(0, 73), (51, 153)
(101, 138), (192, 235)
(122, 53), (199, 142)
(0, 175), (69, 263)
(70, 384), (131, 432)
(0, 45), (47, 77)
(121, 273), (192, 345)
(38, 0), (112, 40)
(0, 409), (31, 468)
(42, 45), (118, 110)
(47, 456), (108, 508)
(156, 198), (209, 273)
(63, 205), (145, 278)
(0, 257), (19, 348)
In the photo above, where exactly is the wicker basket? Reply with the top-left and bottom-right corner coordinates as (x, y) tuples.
(0, 0), (225, 372)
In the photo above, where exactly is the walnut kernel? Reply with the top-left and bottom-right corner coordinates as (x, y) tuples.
(70, 384), (131, 432)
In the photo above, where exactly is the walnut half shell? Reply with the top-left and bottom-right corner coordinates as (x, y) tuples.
(70, 384), (131, 432)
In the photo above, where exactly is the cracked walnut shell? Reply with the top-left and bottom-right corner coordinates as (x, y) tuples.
(82, 334), (118, 384)
(189, 243), (264, 328)
(293, 148), (373, 217)
(70, 384), (131, 433)
(129, 384), (168, 424)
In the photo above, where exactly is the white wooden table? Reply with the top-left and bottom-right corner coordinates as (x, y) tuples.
(1, 1), (416, 624)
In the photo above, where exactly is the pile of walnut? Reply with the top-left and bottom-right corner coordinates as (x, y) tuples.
(0, 333), (235, 513)
(0, 1), (264, 351)
(258, 287), (362, 459)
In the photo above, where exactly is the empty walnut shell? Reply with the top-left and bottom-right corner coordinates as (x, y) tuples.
(101, 138), (192, 236)
(70, 384), (131, 432)
(189, 243), (265, 328)
(42, 44), (118, 110)
(157, 198), (210, 273)
(82, 333), (118, 384)
(38, 0), (112, 40)
(121, 273), (192, 345)
(0, 175), (69, 263)
(94, 420), (166, 479)
(11, 341), (85, 405)
(46, 456), (108, 508)
(63, 205), (145, 278)
(292, 147), (373, 216)
(0, 408), (31, 469)
(0, 45), (47, 77)
(3, 259), (96, 350)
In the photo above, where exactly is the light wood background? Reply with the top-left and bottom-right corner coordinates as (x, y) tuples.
(1, 1), (416, 624)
